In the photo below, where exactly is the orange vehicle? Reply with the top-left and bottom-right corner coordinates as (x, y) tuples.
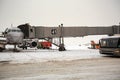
(37, 41), (52, 49)
(91, 40), (100, 49)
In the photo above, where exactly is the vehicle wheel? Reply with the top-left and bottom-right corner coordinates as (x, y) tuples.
(0, 48), (3, 52)
(23, 47), (25, 50)
(59, 46), (66, 51)
(25, 46), (27, 49)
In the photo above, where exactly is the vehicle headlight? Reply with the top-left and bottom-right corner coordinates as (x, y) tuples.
(114, 50), (120, 53)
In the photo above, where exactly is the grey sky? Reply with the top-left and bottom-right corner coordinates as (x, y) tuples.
(0, 0), (120, 31)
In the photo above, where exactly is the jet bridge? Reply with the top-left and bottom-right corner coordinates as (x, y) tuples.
(18, 23), (120, 51)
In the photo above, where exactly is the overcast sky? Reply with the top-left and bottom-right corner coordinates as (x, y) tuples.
(0, 0), (120, 31)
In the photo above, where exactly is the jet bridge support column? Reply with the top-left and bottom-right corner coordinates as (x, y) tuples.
(59, 24), (66, 51)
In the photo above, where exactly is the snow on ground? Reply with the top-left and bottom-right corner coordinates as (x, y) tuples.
(0, 46), (100, 64)
(0, 36), (106, 64)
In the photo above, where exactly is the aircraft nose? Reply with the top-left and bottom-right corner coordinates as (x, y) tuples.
(11, 33), (23, 44)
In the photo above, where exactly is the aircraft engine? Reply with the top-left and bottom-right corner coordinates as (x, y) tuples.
(31, 41), (38, 47)
(18, 39), (38, 49)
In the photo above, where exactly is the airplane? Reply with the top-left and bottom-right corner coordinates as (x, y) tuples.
(0, 27), (24, 52)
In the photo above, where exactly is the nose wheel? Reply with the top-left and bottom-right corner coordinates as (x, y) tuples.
(13, 44), (20, 52)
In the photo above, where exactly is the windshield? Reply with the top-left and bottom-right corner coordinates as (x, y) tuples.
(8, 29), (21, 32)
(100, 38), (120, 48)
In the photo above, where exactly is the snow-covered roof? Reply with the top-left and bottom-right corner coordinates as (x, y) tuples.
(101, 35), (120, 39)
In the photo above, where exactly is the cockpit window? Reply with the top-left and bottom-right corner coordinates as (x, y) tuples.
(11, 30), (21, 32)
(8, 29), (21, 32)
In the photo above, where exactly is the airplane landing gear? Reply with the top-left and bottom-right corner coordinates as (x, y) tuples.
(13, 44), (20, 52)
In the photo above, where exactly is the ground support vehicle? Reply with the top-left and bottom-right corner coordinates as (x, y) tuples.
(99, 36), (120, 56)
(0, 38), (7, 52)
(37, 41), (52, 49)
